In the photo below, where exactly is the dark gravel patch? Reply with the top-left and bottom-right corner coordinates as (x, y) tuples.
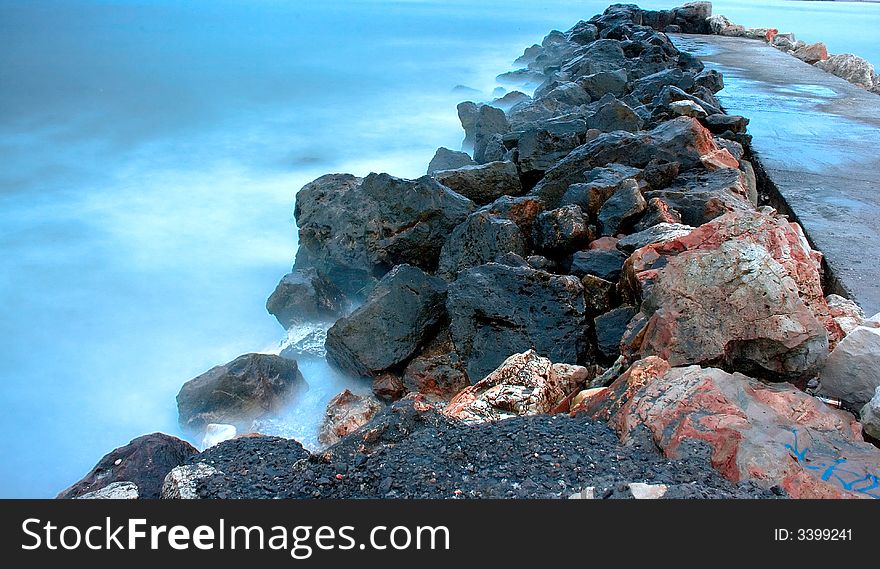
(194, 401), (780, 499)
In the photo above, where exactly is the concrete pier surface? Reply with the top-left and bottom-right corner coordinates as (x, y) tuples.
(672, 34), (880, 315)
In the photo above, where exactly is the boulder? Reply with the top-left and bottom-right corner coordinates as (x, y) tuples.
(634, 196), (683, 230)
(815, 54), (877, 90)
(578, 69), (629, 100)
(75, 481), (139, 500)
(266, 268), (348, 329)
(694, 69), (724, 93)
(818, 324), (880, 410)
(476, 195), (545, 240)
(474, 105), (510, 163)
(861, 387), (880, 440)
(448, 262), (587, 380)
(402, 330), (470, 400)
(437, 211), (528, 278)
(743, 28), (778, 43)
(457, 101), (480, 150)
(443, 350), (590, 424)
(432, 160), (523, 205)
(427, 147), (476, 174)
(629, 68), (695, 104)
(58, 433), (198, 499)
(318, 389), (383, 446)
(705, 113), (749, 134)
(533, 205), (593, 255)
(509, 119), (589, 177)
(582, 274), (619, 317)
(595, 306), (639, 360)
(644, 167), (754, 227)
(177, 354), (306, 431)
(826, 294), (866, 336)
(532, 117), (728, 207)
(598, 179), (646, 235)
(579, 358), (880, 499)
(668, 99), (707, 119)
(561, 39), (628, 78)
(586, 97), (643, 133)
(161, 464), (220, 499)
(568, 249), (628, 282)
(294, 173), (474, 296)
(707, 14), (744, 37)
(560, 163), (642, 217)
(616, 222), (694, 253)
(326, 265), (447, 377)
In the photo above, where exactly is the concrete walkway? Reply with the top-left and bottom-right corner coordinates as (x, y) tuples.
(672, 34), (880, 315)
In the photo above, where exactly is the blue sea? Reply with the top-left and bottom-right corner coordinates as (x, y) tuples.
(1, 0), (878, 497)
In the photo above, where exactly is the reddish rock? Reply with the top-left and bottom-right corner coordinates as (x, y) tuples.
(318, 390), (383, 446)
(589, 236), (620, 251)
(372, 373), (407, 401)
(579, 358), (880, 499)
(402, 330), (470, 400)
(443, 350), (591, 424)
(792, 42), (829, 65)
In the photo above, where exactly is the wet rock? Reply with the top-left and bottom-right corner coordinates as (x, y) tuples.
(561, 39), (628, 78)
(579, 358), (880, 499)
(58, 433), (197, 499)
(496, 68), (546, 87)
(815, 54), (876, 90)
(533, 117), (726, 207)
(560, 163), (642, 217)
(266, 268), (348, 328)
(427, 147), (476, 174)
(644, 167), (754, 227)
(653, 85), (722, 116)
(75, 481), (139, 500)
(279, 321), (331, 360)
(432, 160), (523, 206)
(616, 222), (694, 253)
(586, 97), (643, 132)
(568, 249), (628, 282)
(177, 354), (306, 431)
(443, 350), (589, 424)
(630, 68), (695, 104)
(861, 387), (880, 440)
(595, 306), (639, 360)
(402, 330), (470, 400)
(474, 105), (510, 163)
(533, 205), (593, 255)
(694, 69), (724, 93)
(161, 464), (220, 499)
(598, 179), (646, 235)
(318, 389), (383, 446)
(818, 324), (880, 410)
(792, 42), (828, 65)
(578, 69), (628, 100)
(437, 211), (528, 278)
(295, 173), (474, 297)
(705, 113), (749, 134)
(447, 262), (587, 380)
(326, 265), (447, 377)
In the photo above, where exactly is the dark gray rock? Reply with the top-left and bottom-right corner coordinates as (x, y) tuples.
(474, 106), (510, 163)
(476, 195), (545, 241)
(457, 101), (480, 151)
(644, 168), (754, 227)
(447, 263), (586, 380)
(541, 82), (592, 107)
(325, 265), (448, 377)
(633, 196), (683, 231)
(705, 113), (749, 134)
(616, 223), (694, 253)
(492, 90), (531, 111)
(568, 249), (628, 282)
(57, 433), (197, 499)
(585, 96), (643, 132)
(437, 211), (528, 278)
(694, 69), (724, 93)
(582, 274), (619, 316)
(533, 205), (593, 255)
(598, 179), (647, 235)
(294, 172), (474, 297)
(509, 119), (589, 177)
(629, 68), (695, 104)
(266, 268), (348, 329)
(560, 163), (642, 217)
(566, 21), (599, 44)
(578, 69), (629, 100)
(427, 147), (475, 174)
(432, 160), (523, 206)
(562, 39), (628, 78)
(595, 306), (639, 360)
(652, 85), (722, 117)
(177, 354), (306, 431)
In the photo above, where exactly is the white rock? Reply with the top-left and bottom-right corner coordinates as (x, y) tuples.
(861, 387), (880, 440)
(568, 487), (595, 499)
(75, 481), (139, 499)
(668, 99), (708, 119)
(629, 482), (668, 499)
(819, 324), (880, 409)
(202, 423), (237, 449)
(161, 464), (220, 499)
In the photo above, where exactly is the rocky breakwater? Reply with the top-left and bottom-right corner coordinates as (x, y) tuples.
(59, 3), (880, 499)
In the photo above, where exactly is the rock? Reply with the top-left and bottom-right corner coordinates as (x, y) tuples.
(402, 330), (470, 400)
(492, 90), (531, 111)
(595, 306), (639, 360)
(578, 69), (628, 100)
(739, 159), (759, 206)
(318, 389), (383, 446)
(477, 195), (545, 240)
(826, 294), (866, 336)
(161, 464), (220, 499)
(644, 167), (754, 227)
(481, 134), (508, 163)
(509, 119), (589, 178)
(448, 262), (587, 380)
(372, 373), (407, 401)
(266, 268), (348, 328)
(634, 197), (683, 230)
(177, 354), (305, 431)
(641, 160), (680, 191)
(437, 211), (528, 278)
(457, 101), (480, 150)
(561, 39), (628, 78)
(579, 358), (880, 499)
(541, 82), (592, 107)
(589, 236), (620, 251)
(571, 387), (608, 410)
(597, 179), (646, 235)
(560, 163), (642, 217)
(294, 172), (474, 296)
(326, 265), (447, 377)
(566, 21), (599, 45)
(202, 424), (237, 449)
(474, 105), (510, 163)
(533, 205), (593, 255)
(427, 147), (476, 174)
(630, 68), (695, 104)
(568, 249), (628, 282)
(75, 481), (139, 500)
(707, 14), (744, 37)
(861, 387), (880, 440)
(668, 99), (707, 119)
(771, 32), (799, 52)
(616, 223), (694, 253)
(533, 117), (727, 207)
(496, 68), (546, 87)
(818, 325), (880, 410)
(58, 433), (197, 499)
(694, 69), (724, 93)
(743, 28), (778, 43)
(432, 160), (523, 205)
(816, 54), (876, 90)
(586, 97), (643, 133)
(279, 321), (331, 360)
(705, 113), (749, 134)
(443, 350), (589, 424)
(652, 85), (722, 117)
(628, 482), (668, 499)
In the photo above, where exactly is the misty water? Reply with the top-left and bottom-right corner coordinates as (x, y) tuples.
(1, 0), (878, 497)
